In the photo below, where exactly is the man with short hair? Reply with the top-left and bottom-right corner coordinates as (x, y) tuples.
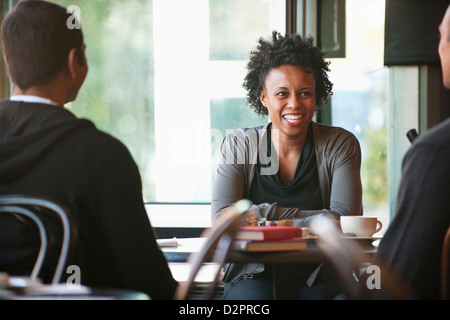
(0, 0), (177, 299)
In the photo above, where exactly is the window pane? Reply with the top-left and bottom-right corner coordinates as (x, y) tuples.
(328, 0), (389, 231)
(54, 0), (276, 203)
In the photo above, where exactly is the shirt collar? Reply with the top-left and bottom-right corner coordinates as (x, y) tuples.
(10, 95), (60, 107)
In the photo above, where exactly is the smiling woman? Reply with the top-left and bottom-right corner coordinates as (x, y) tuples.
(211, 32), (362, 300)
(260, 65), (317, 183)
(260, 66), (315, 140)
(243, 32), (333, 117)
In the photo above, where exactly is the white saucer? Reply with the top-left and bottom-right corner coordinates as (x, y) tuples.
(341, 235), (383, 240)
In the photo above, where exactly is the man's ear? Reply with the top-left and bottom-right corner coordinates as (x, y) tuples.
(65, 46), (87, 103)
(68, 46), (86, 78)
(2, 54), (10, 78)
(67, 48), (79, 79)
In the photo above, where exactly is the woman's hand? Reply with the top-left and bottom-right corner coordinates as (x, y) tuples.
(212, 206), (258, 229)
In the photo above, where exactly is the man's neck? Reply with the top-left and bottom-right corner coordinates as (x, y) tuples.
(12, 77), (67, 106)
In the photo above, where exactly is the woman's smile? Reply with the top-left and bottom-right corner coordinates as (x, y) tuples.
(282, 113), (305, 126)
(260, 64), (316, 140)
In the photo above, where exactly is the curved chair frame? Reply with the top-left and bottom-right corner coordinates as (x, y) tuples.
(0, 195), (76, 284)
(175, 199), (252, 300)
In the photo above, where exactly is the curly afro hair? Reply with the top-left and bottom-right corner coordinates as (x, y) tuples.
(243, 31), (333, 117)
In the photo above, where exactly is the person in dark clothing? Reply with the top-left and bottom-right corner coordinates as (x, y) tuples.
(0, 0), (177, 299)
(375, 5), (450, 299)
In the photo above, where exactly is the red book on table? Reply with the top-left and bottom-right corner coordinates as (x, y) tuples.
(235, 226), (305, 241)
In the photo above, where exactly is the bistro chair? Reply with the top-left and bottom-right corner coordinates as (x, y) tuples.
(0, 195), (77, 285)
(441, 226), (450, 300)
(311, 216), (414, 300)
(0, 195), (151, 300)
(174, 199), (252, 300)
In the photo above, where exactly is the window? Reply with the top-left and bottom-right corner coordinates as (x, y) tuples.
(327, 0), (389, 231)
(50, 0), (284, 207)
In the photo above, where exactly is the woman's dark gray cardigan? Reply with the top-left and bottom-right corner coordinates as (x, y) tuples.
(211, 121), (362, 283)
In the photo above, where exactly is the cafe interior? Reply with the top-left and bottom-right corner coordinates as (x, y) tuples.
(0, 0), (449, 301)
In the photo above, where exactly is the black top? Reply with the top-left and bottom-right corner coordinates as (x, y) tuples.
(249, 124), (323, 210)
(376, 118), (450, 299)
(0, 101), (177, 299)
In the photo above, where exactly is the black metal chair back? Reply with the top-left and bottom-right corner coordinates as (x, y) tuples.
(0, 195), (76, 284)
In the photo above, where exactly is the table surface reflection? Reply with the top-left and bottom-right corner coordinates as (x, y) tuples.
(161, 237), (379, 264)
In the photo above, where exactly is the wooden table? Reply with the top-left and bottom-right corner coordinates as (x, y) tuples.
(162, 237), (378, 264)
(161, 237), (379, 299)
(228, 239), (378, 299)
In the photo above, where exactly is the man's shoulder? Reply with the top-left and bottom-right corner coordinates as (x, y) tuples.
(72, 121), (129, 152)
(404, 118), (450, 169)
(417, 118), (450, 146)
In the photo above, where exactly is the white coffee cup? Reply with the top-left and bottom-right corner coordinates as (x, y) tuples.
(340, 216), (383, 237)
